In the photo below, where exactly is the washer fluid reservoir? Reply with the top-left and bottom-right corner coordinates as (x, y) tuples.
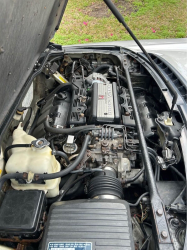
(5, 124), (60, 198)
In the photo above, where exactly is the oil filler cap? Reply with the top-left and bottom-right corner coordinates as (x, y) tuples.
(31, 138), (50, 149)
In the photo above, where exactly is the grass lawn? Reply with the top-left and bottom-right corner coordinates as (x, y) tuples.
(52, 0), (187, 45)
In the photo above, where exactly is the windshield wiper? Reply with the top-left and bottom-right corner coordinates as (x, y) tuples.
(103, 0), (177, 119)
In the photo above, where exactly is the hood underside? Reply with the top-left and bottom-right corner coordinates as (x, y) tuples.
(0, 0), (68, 128)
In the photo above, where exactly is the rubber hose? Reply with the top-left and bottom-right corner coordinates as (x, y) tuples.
(147, 147), (158, 157)
(58, 173), (91, 201)
(53, 150), (70, 165)
(4, 144), (31, 163)
(125, 165), (145, 184)
(47, 180), (82, 205)
(44, 116), (95, 134)
(23, 107), (32, 131)
(93, 64), (111, 73)
(57, 174), (77, 201)
(34, 135), (90, 181)
(138, 151), (158, 180)
(108, 70), (128, 85)
(47, 134), (65, 142)
(169, 166), (186, 181)
(128, 192), (149, 207)
(0, 173), (25, 191)
(148, 152), (158, 179)
(65, 180), (83, 197)
(47, 173), (90, 205)
(114, 66), (120, 88)
(45, 83), (72, 102)
(157, 165), (160, 181)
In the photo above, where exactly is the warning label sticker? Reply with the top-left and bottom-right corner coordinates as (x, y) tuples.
(48, 242), (92, 250)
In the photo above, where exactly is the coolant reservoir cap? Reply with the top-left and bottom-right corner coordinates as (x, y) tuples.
(31, 138), (50, 149)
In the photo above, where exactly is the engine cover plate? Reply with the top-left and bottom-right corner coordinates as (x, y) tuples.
(97, 82), (114, 121)
(89, 81), (121, 124)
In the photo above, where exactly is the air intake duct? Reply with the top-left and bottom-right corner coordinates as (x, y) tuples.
(88, 175), (124, 199)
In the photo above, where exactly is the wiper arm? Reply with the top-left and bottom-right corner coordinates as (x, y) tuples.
(103, 0), (177, 118)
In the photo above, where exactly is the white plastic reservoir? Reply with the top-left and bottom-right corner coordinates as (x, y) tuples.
(5, 124), (60, 197)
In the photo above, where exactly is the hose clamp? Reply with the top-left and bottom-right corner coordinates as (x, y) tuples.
(26, 171), (35, 183)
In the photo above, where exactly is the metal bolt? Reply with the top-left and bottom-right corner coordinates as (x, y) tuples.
(170, 218), (180, 228)
(156, 209), (163, 216)
(161, 231), (168, 239)
(102, 141), (109, 147)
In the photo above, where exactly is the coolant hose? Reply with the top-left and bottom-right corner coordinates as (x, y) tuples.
(0, 173), (26, 192)
(4, 144), (31, 163)
(44, 116), (95, 134)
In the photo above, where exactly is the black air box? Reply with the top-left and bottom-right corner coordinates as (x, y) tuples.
(0, 190), (45, 238)
(41, 199), (135, 250)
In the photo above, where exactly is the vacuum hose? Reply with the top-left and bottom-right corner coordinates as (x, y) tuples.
(44, 116), (95, 135)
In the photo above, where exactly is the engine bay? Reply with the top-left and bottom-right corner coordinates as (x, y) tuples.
(0, 49), (186, 250)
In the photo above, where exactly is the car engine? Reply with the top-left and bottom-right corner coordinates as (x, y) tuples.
(0, 51), (186, 250)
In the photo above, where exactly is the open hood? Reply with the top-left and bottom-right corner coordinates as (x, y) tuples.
(0, 0), (68, 130)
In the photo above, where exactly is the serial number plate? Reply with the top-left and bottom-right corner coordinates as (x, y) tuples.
(48, 242), (92, 250)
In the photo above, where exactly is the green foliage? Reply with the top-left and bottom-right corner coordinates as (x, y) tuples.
(52, 0), (187, 45)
